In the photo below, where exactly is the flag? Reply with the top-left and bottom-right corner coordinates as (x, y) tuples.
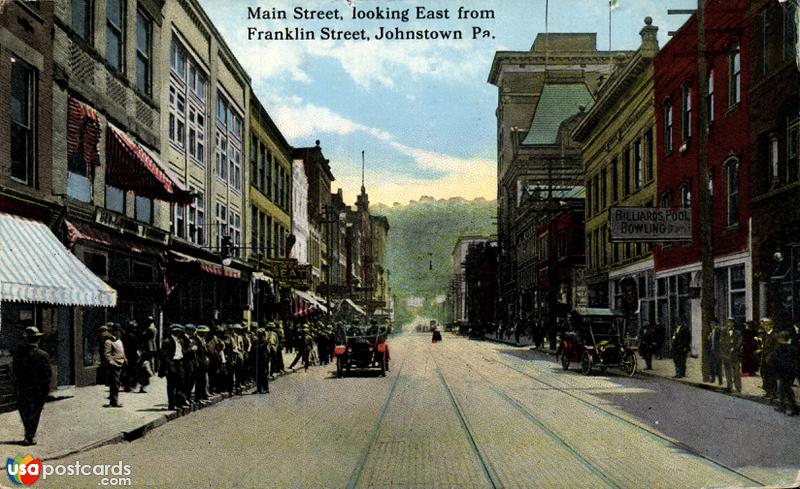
(610, 0), (620, 11)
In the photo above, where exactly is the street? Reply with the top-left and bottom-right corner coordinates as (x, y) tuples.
(38, 330), (799, 489)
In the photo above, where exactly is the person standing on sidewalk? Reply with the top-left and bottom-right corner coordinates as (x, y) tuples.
(774, 329), (798, 416)
(707, 320), (723, 386)
(254, 328), (270, 394)
(141, 316), (158, 373)
(194, 325), (210, 402)
(671, 322), (691, 379)
(159, 324), (187, 410)
(11, 327), (51, 446)
(181, 324), (198, 404)
(758, 318), (778, 401)
(638, 323), (655, 370)
(720, 319), (742, 393)
(101, 324), (126, 408)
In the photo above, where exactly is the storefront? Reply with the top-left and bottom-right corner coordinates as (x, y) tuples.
(609, 259), (655, 339)
(0, 213), (116, 405)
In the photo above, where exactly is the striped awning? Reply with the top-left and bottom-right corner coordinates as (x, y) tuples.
(106, 123), (194, 205)
(0, 213), (117, 306)
(169, 251), (241, 279)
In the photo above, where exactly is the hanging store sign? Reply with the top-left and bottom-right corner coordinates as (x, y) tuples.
(608, 207), (691, 242)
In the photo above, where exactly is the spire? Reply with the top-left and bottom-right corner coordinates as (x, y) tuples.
(361, 150), (366, 194)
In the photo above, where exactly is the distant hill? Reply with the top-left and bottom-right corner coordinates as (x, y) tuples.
(375, 197), (496, 323)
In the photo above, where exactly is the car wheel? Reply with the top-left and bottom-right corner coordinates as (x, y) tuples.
(561, 351), (570, 370)
(623, 351), (637, 376)
(336, 357), (343, 378)
(580, 351), (593, 376)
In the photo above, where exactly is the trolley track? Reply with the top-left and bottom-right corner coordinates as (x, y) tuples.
(473, 344), (767, 488)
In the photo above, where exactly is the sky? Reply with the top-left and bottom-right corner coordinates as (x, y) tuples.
(198, 0), (696, 207)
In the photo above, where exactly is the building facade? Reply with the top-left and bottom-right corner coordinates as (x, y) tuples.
(654, 0), (751, 355)
(451, 236), (492, 326)
(290, 158), (308, 265)
(748, 0), (800, 329)
(573, 19), (659, 339)
(369, 214), (390, 313)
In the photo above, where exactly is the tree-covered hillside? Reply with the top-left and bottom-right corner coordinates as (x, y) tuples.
(375, 198), (496, 323)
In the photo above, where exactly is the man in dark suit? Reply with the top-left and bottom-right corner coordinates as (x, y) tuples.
(11, 327), (51, 446)
(159, 324), (187, 410)
(671, 322), (691, 378)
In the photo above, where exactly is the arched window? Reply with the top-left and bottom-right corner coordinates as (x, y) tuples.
(725, 158), (740, 226)
(680, 183), (692, 209)
(660, 191), (672, 210)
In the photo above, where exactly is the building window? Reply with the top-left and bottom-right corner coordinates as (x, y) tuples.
(660, 191), (671, 209)
(169, 38), (206, 165)
(105, 185), (125, 213)
(216, 203), (227, 250)
(72, 0), (92, 41)
(557, 232), (566, 258)
(680, 183), (692, 209)
(250, 136), (258, 188)
(788, 122), (799, 182)
(681, 83), (692, 141)
(105, 0), (124, 72)
(215, 92), (242, 191)
(611, 158), (618, 201)
(707, 70), (715, 124)
(10, 58), (36, 186)
(229, 211), (241, 257)
(601, 169), (607, 210)
(634, 140), (643, 191)
(785, 3), (798, 62)
(586, 184), (592, 216)
(726, 159), (740, 226)
(259, 144), (267, 195)
(644, 129), (654, 182)
(762, 8), (770, 76)
(131, 261), (154, 282)
(769, 134), (780, 182)
(174, 205), (185, 238)
(623, 146), (631, 196)
(729, 44), (741, 106)
(664, 100), (673, 152)
(216, 132), (227, 181)
(135, 195), (152, 223)
(135, 11), (151, 95)
(194, 192), (205, 245)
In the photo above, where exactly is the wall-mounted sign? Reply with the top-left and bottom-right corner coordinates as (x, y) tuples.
(608, 207), (691, 242)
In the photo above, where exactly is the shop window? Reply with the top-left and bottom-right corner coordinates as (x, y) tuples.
(83, 251), (108, 279)
(10, 57), (36, 186)
(131, 261), (154, 282)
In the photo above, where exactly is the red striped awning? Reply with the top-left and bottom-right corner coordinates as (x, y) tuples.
(168, 251), (241, 280)
(66, 220), (163, 256)
(67, 97), (101, 173)
(105, 124), (193, 205)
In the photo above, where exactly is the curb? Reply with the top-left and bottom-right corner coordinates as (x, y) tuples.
(41, 366), (304, 462)
(525, 346), (782, 409)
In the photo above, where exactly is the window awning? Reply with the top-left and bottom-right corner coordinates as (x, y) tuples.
(67, 97), (101, 173)
(169, 251), (241, 279)
(66, 220), (163, 256)
(106, 123), (194, 205)
(0, 213), (117, 307)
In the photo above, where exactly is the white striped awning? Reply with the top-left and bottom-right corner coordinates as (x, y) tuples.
(0, 213), (117, 307)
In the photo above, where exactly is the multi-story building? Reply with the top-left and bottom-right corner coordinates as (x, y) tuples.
(654, 0), (751, 354)
(464, 240), (499, 334)
(488, 33), (626, 339)
(160, 0), (251, 325)
(573, 18), (659, 337)
(329, 189), (350, 293)
(290, 158), (309, 265)
(52, 0), (197, 385)
(748, 0), (800, 328)
(369, 214), (390, 313)
(294, 142), (333, 293)
(451, 236), (493, 326)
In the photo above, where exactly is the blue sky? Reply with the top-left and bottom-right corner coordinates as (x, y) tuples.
(199, 0), (696, 207)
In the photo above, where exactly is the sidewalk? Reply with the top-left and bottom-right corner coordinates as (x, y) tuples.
(0, 349), (300, 461)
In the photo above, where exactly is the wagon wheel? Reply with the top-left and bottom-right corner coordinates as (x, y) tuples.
(379, 353), (387, 377)
(336, 357), (344, 378)
(561, 350), (570, 370)
(580, 351), (593, 376)
(622, 351), (637, 377)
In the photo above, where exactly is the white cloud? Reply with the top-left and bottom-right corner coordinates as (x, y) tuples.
(270, 101), (495, 205)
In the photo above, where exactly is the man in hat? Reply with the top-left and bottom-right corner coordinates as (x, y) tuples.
(11, 327), (51, 446)
(230, 324), (245, 395)
(158, 324), (187, 410)
(758, 318), (778, 400)
(264, 322), (279, 378)
(254, 328), (270, 394)
(720, 319), (742, 393)
(141, 316), (159, 372)
(774, 329), (798, 416)
(289, 324), (314, 371)
(181, 324), (199, 404)
(671, 321), (691, 379)
(194, 325), (210, 402)
(206, 326), (226, 394)
(101, 323), (126, 408)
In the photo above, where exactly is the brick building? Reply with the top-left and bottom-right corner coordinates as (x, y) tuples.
(654, 0), (751, 355)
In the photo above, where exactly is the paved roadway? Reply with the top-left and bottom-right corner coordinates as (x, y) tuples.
(39, 331), (799, 489)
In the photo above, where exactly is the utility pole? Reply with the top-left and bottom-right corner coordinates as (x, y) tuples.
(696, 0), (714, 382)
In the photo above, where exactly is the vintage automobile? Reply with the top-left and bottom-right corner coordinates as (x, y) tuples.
(558, 308), (637, 376)
(333, 323), (390, 377)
